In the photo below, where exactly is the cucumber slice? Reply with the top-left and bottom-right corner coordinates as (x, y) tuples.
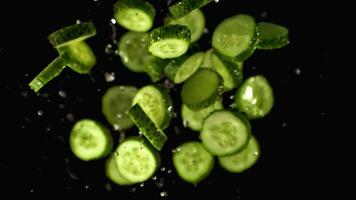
(218, 136), (260, 173)
(102, 86), (138, 131)
(165, 52), (204, 84)
(181, 100), (223, 131)
(48, 22), (96, 48)
(57, 40), (96, 74)
(105, 154), (133, 185)
(211, 53), (243, 91)
(148, 25), (191, 59)
(235, 75), (274, 119)
(200, 110), (251, 156)
(212, 14), (256, 58)
(181, 68), (223, 110)
(235, 31), (259, 61)
(114, 137), (160, 183)
(200, 49), (214, 69)
(113, 0), (155, 32)
(144, 57), (168, 82)
(167, 9), (205, 42)
(132, 85), (172, 130)
(128, 104), (168, 151)
(257, 22), (289, 50)
(169, 0), (213, 18)
(173, 141), (214, 184)
(69, 119), (113, 161)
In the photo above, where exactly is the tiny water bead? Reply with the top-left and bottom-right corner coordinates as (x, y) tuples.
(281, 122), (287, 127)
(160, 191), (168, 197)
(58, 90), (67, 98)
(37, 110), (44, 116)
(294, 67), (301, 75)
(66, 113), (75, 122)
(104, 72), (116, 82)
(110, 18), (117, 24)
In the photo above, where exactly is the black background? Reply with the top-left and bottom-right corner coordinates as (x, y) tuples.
(0, 0), (328, 198)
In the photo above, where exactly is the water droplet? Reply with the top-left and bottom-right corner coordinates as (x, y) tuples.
(321, 112), (325, 116)
(253, 151), (259, 156)
(84, 185), (89, 189)
(294, 68), (301, 75)
(58, 104), (65, 109)
(105, 44), (116, 55)
(110, 18), (116, 24)
(204, 28), (209, 34)
(138, 131), (144, 136)
(139, 183), (145, 187)
(229, 95), (235, 100)
(168, 106), (173, 113)
(105, 72), (116, 82)
(21, 125), (25, 129)
(214, 0), (220, 2)
(37, 110), (44, 116)
(76, 19), (81, 24)
(66, 113), (75, 122)
(30, 188), (34, 192)
(45, 127), (51, 133)
(155, 177), (164, 188)
(97, 88), (101, 92)
(160, 167), (166, 172)
(116, 113), (122, 119)
(163, 79), (175, 90)
(113, 124), (120, 131)
(281, 122), (287, 127)
(58, 90), (67, 98)
(183, 120), (189, 127)
(167, 169), (172, 174)
(160, 191), (168, 197)
(130, 187), (137, 193)
(105, 183), (112, 191)
(152, 176), (157, 180)
(260, 11), (268, 18)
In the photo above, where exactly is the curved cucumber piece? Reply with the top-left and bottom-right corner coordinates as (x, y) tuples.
(257, 22), (289, 50)
(169, 0), (212, 18)
(167, 9), (205, 42)
(105, 154), (133, 185)
(165, 52), (204, 84)
(200, 49), (214, 69)
(218, 136), (260, 173)
(144, 57), (168, 82)
(181, 100), (223, 131)
(57, 40), (96, 74)
(235, 75), (274, 119)
(235, 31), (259, 61)
(132, 85), (172, 130)
(181, 68), (223, 110)
(173, 141), (214, 184)
(148, 25), (191, 59)
(48, 22), (96, 48)
(128, 104), (168, 151)
(114, 0), (155, 32)
(200, 110), (251, 156)
(70, 119), (113, 161)
(211, 53), (243, 91)
(212, 14), (256, 58)
(28, 53), (68, 92)
(102, 86), (138, 131)
(114, 137), (160, 183)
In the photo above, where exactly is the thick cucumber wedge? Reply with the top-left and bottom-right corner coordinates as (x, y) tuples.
(235, 75), (274, 119)
(102, 86), (137, 131)
(114, 137), (160, 183)
(132, 85), (172, 130)
(165, 52), (204, 84)
(48, 22), (96, 48)
(169, 0), (213, 18)
(212, 14), (256, 58)
(105, 154), (133, 185)
(167, 9), (205, 42)
(144, 57), (168, 82)
(128, 104), (168, 151)
(181, 68), (223, 110)
(257, 22), (289, 50)
(114, 0), (155, 32)
(218, 136), (260, 173)
(70, 119), (113, 161)
(200, 110), (251, 156)
(148, 25), (191, 59)
(173, 141), (214, 184)
(181, 100), (223, 131)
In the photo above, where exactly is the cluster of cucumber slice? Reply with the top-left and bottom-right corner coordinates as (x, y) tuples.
(29, 0), (289, 187)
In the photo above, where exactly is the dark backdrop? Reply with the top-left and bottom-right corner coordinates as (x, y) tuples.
(0, 0), (328, 198)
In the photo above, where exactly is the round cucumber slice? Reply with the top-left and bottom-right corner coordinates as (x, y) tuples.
(169, 0), (212, 18)
(105, 154), (133, 185)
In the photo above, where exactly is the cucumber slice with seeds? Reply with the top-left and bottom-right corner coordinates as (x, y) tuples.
(181, 68), (223, 110)
(165, 52), (204, 84)
(257, 22), (289, 50)
(212, 14), (256, 58)
(48, 22), (96, 48)
(200, 110), (251, 156)
(102, 86), (137, 131)
(173, 141), (214, 184)
(218, 136), (260, 173)
(128, 104), (168, 151)
(114, 0), (155, 32)
(70, 119), (113, 161)
(148, 25), (191, 59)
(114, 136), (160, 183)
(132, 85), (172, 130)
(235, 75), (274, 119)
(169, 0), (213, 18)
(105, 154), (133, 185)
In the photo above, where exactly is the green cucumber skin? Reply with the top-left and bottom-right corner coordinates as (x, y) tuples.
(169, 0), (213, 18)
(151, 84), (173, 130)
(148, 24), (191, 47)
(257, 22), (290, 50)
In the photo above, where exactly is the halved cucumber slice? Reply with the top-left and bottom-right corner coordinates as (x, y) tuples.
(218, 136), (260, 173)
(235, 75), (274, 119)
(132, 85), (172, 130)
(113, 0), (155, 32)
(169, 0), (213, 18)
(257, 22), (290, 50)
(181, 68), (223, 110)
(114, 137), (160, 183)
(105, 154), (133, 185)
(200, 110), (251, 156)
(173, 141), (214, 184)
(69, 119), (113, 161)
(128, 104), (168, 151)
(165, 52), (204, 84)
(48, 22), (96, 48)
(102, 86), (138, 131)
(212, 14), (256, 58)
(148, 25), (191, 59)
